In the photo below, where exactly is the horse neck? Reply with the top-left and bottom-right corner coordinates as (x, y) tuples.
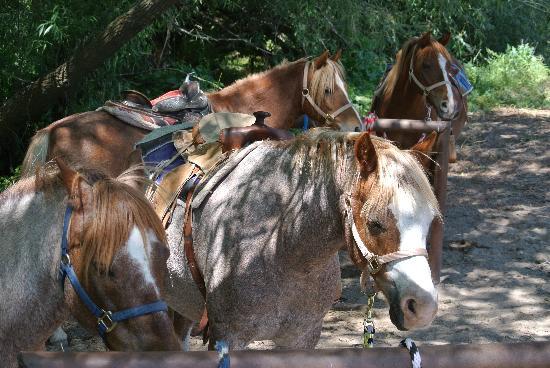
(0, 184), (68, 354)
(261, 144), (349, 268)
(207, 62), (304, 129)
(378, 69), (428, 120)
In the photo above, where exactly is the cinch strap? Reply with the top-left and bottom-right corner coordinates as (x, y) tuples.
(59, 206), (168, 339)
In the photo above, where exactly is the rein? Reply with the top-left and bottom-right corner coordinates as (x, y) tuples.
(59, 207), (168, 339)
(301, 61), (354, 124)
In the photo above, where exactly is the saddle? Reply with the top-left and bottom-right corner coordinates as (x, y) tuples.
(99, 78), (211, 131)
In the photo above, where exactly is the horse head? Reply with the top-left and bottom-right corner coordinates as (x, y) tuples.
(303, 50), (362, 131)
(345, 133), (440, 330)
(408, 32), (462, 120)
(55, 159), (180, 350)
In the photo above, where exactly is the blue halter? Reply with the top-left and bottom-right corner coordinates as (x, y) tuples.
(59, 206), (168, 339)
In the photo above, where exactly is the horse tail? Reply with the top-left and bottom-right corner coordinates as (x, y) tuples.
(21, 129), (50, 178)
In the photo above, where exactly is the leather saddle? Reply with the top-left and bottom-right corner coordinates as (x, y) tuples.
(219, 111), (294, 152)
(115, 78), (211, 127)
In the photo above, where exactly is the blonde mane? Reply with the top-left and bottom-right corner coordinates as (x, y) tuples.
(309, 59), (346, 106)
(270, 128), (440, 218)
(380, 36), (453, 100)
(2, 164), (166, 281)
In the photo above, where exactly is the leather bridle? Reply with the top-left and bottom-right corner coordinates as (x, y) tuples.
(301, 61), (355, 124)
(408, 45), (452, 96)
(345, 197), (428, 276)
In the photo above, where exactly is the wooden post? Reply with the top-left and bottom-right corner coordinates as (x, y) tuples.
(428, 123), (450, 283)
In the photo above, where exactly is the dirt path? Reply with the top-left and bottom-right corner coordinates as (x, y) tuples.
(48, 108), (549, 351)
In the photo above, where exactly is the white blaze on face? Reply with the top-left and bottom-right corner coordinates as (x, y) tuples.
(126, 226), (160, 295)
(438, 53), (455, 115)
(387, 191), (436, 295)
(335, 73), (362, 128)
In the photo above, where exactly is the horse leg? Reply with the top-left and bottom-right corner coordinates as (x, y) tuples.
(207, 322), (250, 351)
(272, 319), (324, 349)
(172, 311), (194, 351)
(47, 327), (69, 351)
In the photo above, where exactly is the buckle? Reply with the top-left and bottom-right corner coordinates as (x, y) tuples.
(61, 254), (71, 266)
(302, 88), (309, 96)
(367, 256), (382, 274)
(98, 310), (118, 333)
(325, 113), (335, 122)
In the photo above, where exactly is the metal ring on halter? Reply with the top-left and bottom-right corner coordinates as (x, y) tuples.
(302, 88), (309, 96)
(98, 309), (118, 333)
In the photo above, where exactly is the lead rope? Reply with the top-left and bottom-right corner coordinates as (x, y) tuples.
(400, 337), (423, 368)
(215, 340), (230, 368)
(362, 293), (376, 348)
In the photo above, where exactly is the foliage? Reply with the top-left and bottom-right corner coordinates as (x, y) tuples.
(0, 0), (549, 174)
(466, 43), (550, 110)
(0, 166), (20, 192)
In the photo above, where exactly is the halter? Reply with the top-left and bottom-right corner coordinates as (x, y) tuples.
(59, 207), (168, 339)
(408, 45), (452, 96)
(301, 60), (354, 123)
(345, 197), (428, 276)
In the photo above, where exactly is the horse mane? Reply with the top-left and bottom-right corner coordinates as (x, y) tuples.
(309, 59), (346, 105)
(380, 35), (452, 100)
(212, 57), (346, 107)
(2, 163), (166, 281)
(269, 128), (440, 219)
(77, 167), (167, 280)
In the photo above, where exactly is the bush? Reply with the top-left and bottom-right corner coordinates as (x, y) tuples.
(0, 166), (20, 192)
(466, 43), (550, 110)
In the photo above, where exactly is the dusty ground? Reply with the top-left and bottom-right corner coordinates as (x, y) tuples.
(48, 108), (549, 352)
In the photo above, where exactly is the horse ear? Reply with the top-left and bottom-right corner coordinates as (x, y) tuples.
(330, 49), (342, 62)
(438, 32), (451, 46)
(55, 157), (78, 195)
(354, 133), (378, 177)
(418, 31), (432, 47)
(410, 132), (437, 169)
(314, 50), (330, 69)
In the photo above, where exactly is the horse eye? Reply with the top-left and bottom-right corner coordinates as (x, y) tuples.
(367, 220), (386, 235)
(325, 88), (332, 94)
(422, 62), (431, 70)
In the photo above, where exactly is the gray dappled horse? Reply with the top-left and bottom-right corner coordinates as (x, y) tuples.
(164, 129), (440, 349)
(0, 161), (180, 367)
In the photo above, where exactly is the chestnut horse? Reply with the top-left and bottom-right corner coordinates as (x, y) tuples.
(0, 160), (180, 367)
(371, 32), (468, 149)
(163, 129), (440, 349)
(22, 51), (362, 178)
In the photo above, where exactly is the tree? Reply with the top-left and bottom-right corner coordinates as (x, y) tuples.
(0, 0), (181, 173)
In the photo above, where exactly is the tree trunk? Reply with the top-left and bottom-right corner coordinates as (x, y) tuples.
(0, 0), (181, 173)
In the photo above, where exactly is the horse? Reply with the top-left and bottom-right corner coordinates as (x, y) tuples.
(22, 51), (362, 179)
(0, 160), (180, 367)
(371, 32), (469, 151)
(162, 128), (440, 349)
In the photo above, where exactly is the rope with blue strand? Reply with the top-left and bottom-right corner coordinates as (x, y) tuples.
(215, 340), (230, 368)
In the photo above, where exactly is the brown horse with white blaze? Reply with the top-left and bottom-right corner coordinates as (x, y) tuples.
(372, 32), (468, 149)
(0, 160), (180, 367)
(22, 51), (361, 178)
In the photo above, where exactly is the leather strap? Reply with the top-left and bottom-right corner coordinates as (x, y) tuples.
(346, 198), (428, 275)
(182, 167), (210, 342)
(301, 61), (354, 123)
(409, 45), (451, 96)
(183, 168), (206, 299)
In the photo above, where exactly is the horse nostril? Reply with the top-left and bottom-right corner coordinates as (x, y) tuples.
(407, 299), (417, 315)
